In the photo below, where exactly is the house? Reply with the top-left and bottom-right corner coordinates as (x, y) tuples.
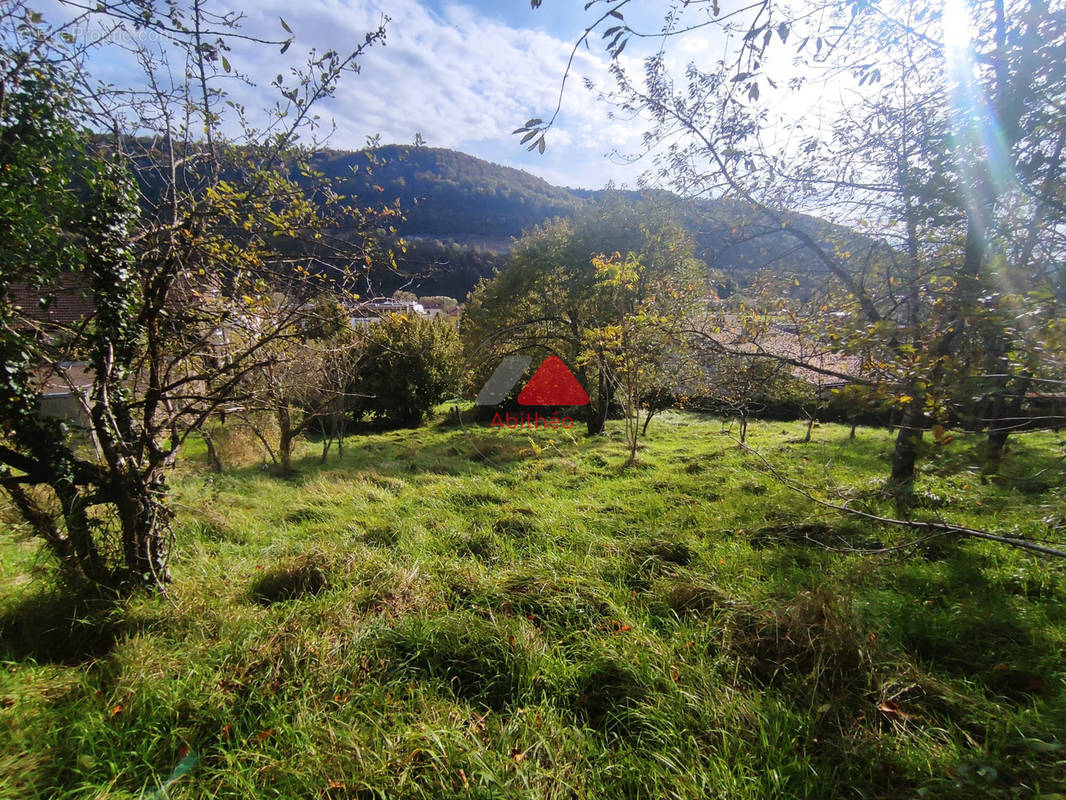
(419, 301), (445, 318)
(8, 277), (95, 331)
(8, 277), (98, 429)
(700, 318), (865, 390)
(35, 361), (95, 430)
(348, 296), (428, 326)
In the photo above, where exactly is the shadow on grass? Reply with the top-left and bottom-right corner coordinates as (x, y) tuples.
(0, 586), (124, 665)
(378, 613), (539, 711)
(718, 574), (1061, 796)
(572, 652), (664, 735)
(889, 557), (1063, 700)
(749, 521), (884, 551)
(213, 426), (537, 488)
(920, 430), (1065, 490)
(249, 553), (329, 605)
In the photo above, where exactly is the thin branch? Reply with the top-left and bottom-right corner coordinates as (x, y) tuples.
(735, 437), (1066, 559)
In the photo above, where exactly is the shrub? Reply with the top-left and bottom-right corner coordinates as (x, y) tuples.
(353, 314), (462, 427)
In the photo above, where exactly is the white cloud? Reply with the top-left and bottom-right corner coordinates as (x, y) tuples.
(43, 0), (657, 188)
(213, 0), (649, 188)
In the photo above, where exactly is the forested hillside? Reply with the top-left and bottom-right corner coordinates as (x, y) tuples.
(305, 145), (864, 300)
(312, 145), (581, 240)
(115, 139), (866, 300)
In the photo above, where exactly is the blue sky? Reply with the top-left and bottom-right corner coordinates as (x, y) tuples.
(274, 0), (657, 189)
(38, 0), (873, 193)
(64, 0), (663, 190)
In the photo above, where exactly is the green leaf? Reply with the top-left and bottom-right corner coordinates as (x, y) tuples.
(221, 56), (231, 73)
(537, 136), (546, 154)
(520, 130), (538, 145)
(280, 39), (291, 54)
(279, 17), (292, 33)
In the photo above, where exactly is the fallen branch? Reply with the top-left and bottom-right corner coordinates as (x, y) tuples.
(733, 438), (1066, 559)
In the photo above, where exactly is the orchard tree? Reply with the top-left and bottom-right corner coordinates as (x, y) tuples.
(525, 0), (1066, 506)
(1, 61), (143, 588)
(0, 1), (390, 591)
(241, 296), (363, 474)
(584, 250), (701, 463)
(462, 194), (704, 435)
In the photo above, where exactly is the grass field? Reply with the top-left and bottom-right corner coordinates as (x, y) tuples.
(1, 412), (1064, 799)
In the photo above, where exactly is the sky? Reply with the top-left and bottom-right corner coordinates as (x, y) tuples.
(243, 0), (676, 189)
(63, 0), (685, 190)
(42, 0), (854, 193)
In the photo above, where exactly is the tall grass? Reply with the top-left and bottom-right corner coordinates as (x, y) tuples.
(1, 412), (1064, 798)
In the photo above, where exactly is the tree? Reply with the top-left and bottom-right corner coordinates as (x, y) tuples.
(1, 60), (143, 589)
(0, 2), (389, 591)
(527, 0), (1066, 506)
(353, 314), (462, 427)
(584, 250), (700, 462)
(461, 195), (703, 435)
(242, 297), (363, 474)
(706, 356), (787, 445)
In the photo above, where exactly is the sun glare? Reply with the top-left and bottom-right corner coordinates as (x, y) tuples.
(941, 0), (976, 54)
(942, 0), (1016, 200)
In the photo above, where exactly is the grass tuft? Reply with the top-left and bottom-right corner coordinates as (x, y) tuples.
(380, 613), (540, 711)
(249, 553), (330, 605)
(727, 589), (872, 695)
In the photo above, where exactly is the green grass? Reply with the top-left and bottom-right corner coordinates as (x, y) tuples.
(1, 412), (1065, 799)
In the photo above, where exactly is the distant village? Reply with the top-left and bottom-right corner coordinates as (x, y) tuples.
(348, 294), (462, 326)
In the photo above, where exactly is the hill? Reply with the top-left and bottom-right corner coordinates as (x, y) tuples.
(312, 145), (582, 242)
(116, 138), (874, 301)
(308, 145), (872, 301)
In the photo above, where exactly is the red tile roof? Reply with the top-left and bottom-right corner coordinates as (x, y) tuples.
(8, 277), (95, 328)
(702, 322), (865, 387)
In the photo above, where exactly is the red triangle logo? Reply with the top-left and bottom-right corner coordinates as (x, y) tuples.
(517, 356), (589, 406)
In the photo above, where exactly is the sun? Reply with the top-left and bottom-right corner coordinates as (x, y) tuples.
(941, 0), (976, 56)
